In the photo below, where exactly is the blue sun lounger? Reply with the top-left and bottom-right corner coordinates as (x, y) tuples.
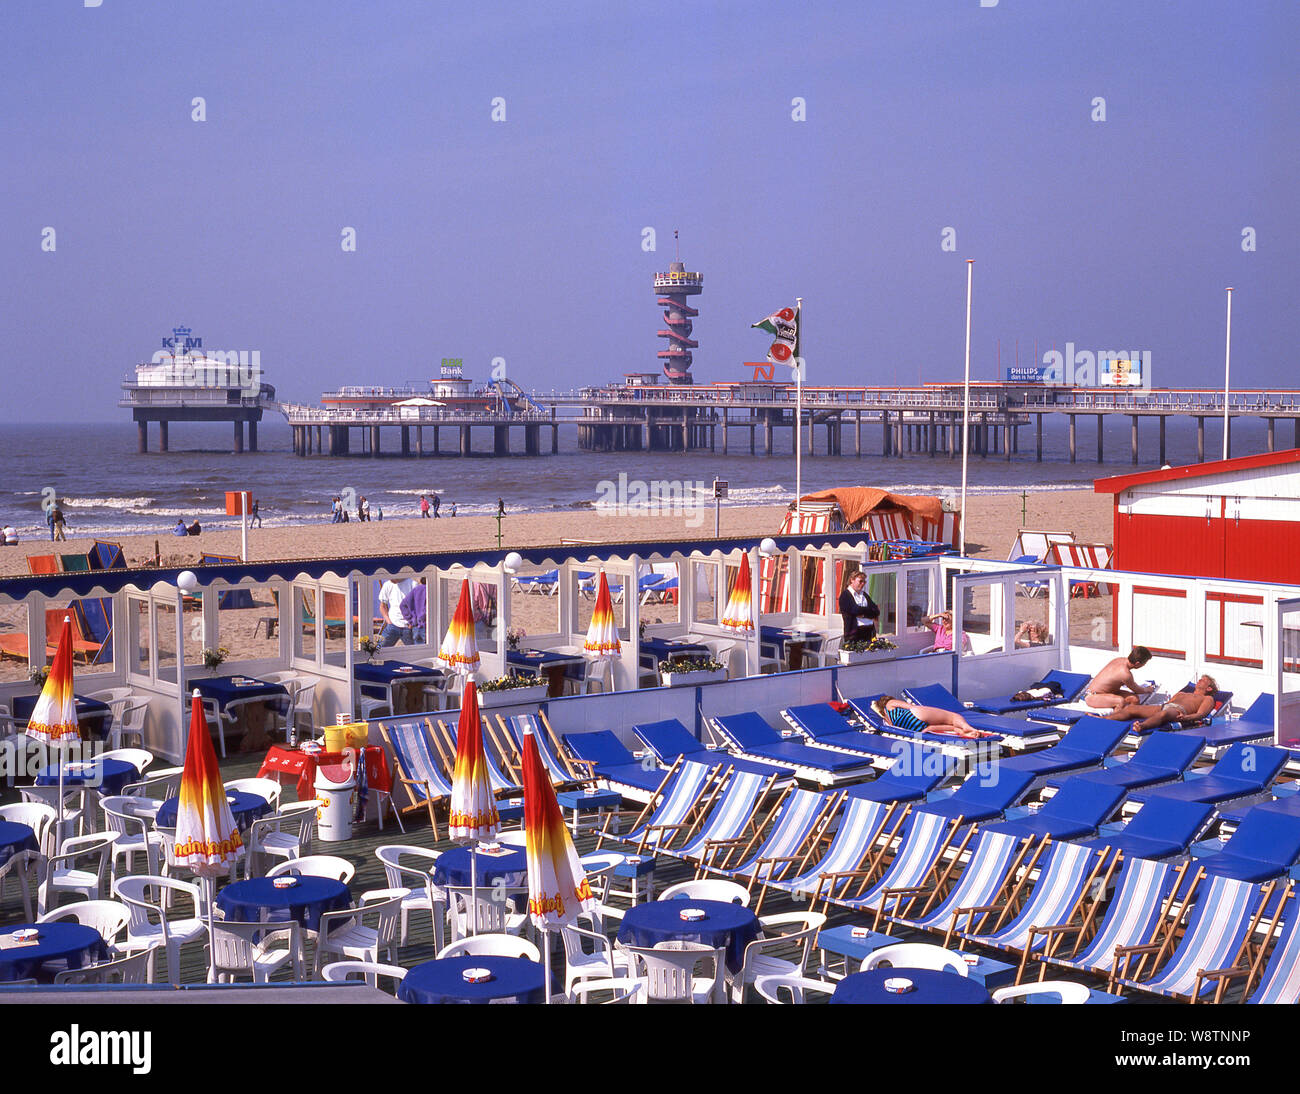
(898, 766), (1037, 826)
(1043, 732), (1205, 795)
(710, 712), (877, 786)
(842, 757), (950, 805)
(844, 694), (1006, 757)
(981, 778), (1127, 843)
(1184, 803), (1300, 885)
(995, 716), (1129, 787)
(632, 718), (796, 781)
(1076, 799), (1215, 862)
(1170, 692), (1273, 754)
(968, 670), (1091, 715)
(779, 703), (905, 764)
(563, 730), (677, 798)
(1125, 742), (1288, 812)
(901, 683), (1059, 749)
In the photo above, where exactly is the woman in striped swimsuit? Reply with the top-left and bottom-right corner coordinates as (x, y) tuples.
(871, 696), (980, 736)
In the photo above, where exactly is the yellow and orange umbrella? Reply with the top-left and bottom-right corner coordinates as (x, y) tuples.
(24, 617), (79, 744)
(439, 578), (481, 676)
(447, 681), (500, 842)
(521, 726), (594, 931)
(720, 553), (755, 634)
(583, 571), (622, 661)
(173, 690), (244, 877)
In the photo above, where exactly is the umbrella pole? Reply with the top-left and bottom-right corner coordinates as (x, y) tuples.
(470, 845), (478, 937)
(205, 873), (217, 983)
(542, 926), (552, 1004)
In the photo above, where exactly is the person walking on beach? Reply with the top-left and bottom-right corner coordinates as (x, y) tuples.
(331, 496), (341, 523)
(52, 503), (67, 541)
(420, 495), (430, 518)
(432, 494), (441, 518)
(448, 501), (456, 517)
(250, 499), (262, 528)
(359, 496), (370, 522)
(45, 505), (55, 541)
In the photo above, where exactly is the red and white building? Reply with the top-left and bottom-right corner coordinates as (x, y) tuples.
(1095, 449), (1300, 584)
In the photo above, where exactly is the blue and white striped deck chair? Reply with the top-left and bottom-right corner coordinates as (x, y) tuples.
(436, 717), (521, 797)
(661, 768), (778, 864)
(888, 829), (1040, 936)
(953, 841), (1107, 977)
(1231, 886), (1300, 1004)
(758, 795), (909, 915)
(1110, 873), (1273, 1002)
(1035, 855), (1184, 982)
(379, 717), (455, 837)
(697, 787), (841, 885)
(498, 712), (585, 787)
(603, 757), (722, 855)
(817, 810), (967, 925)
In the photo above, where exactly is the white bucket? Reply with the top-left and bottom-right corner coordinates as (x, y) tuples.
(315, 765), (356, 843)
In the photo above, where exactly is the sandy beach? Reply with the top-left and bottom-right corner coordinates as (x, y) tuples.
(0, 489), (1113, 578)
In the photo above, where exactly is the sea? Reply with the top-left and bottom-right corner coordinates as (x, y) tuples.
(0, 416), (1265, 539)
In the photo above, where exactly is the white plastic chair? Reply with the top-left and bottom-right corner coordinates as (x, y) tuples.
(114, 700), (150, 750)
(437, 934), (541, 962)
(267, 854), (355, 883)
(0, 850), (41, 921)
(223, 777), (282, 812)
(53, 946), (156, 985)
(100, 795), (162, 881)
(245, 800), (316, 878)
(312, 887), (409, 977)
(659, 878), (751, 907)
(0, 802), (56, 858)
(208, 920), (303, 984)
(447, 886), (528, 942)
(577, 851), (624, 907)
(729, 910), (825, 1003)
(375, 845), (446, 951)
(287, 681), (317, 741)
(99, 748), (154, 776)
(38, 899), (132, 954)
(620, 941), (727, 1004)
(753, 972), (837, 1003)
(566, 977), (643, 1004)
(37, 832), (118, 915)
(121, 766), (182, 801)
(113, 874), (207, 984)
(862, 942), (968, 977)
(560, 913), (630, 997)
(321, 960), (408, 995)
(992, 981), (1092, 1004)
(17, 787), (82, 842)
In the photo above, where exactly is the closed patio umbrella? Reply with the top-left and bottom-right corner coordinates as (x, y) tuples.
(448, 681), (500, 934)
(24, 616), (80, 838)
(439, 578), (481, 677)
(720, 553), (755, 634)
(582, 571), (621, 689)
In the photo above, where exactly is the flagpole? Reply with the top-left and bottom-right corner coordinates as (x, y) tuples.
(959, 261), (973, 558)
(1222, 287), (1234, 461)
(795, 297), (803, 518)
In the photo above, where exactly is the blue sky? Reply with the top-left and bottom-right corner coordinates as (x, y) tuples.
(1, 0), (1296, 420)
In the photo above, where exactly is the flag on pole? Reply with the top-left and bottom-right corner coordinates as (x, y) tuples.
(752, 304), (800, 365)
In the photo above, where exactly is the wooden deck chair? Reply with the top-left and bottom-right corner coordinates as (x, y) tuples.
(25, 554), (59, 575)
(435, 716), (523, 799)
(653, 767), (778, 863)
(1197, 883), (1299, 1004)
(695, 786), (838, 880)
(496, 711), (588, 787)
(378, 717), (454, 837)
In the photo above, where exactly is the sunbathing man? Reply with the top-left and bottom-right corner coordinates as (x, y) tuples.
(1084, 646), (1153, 711)
(1107, 675), (1219, 732)
(871, 696), (986, 738)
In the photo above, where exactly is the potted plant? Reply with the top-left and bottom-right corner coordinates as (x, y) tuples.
(201, 645), (230, 674)
(358, 634), (381, 663)
(506, 626), (526, 652)
(29, 665), (49, 691)
(840, 636), (898, 665)
(476, 671), (547, 707)
(659, 655), (726, 687)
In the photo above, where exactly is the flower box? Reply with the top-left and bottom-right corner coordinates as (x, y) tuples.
(476, 684), (548, 708)
(840, 649), (896, 665)
(660, 668), (727, 688)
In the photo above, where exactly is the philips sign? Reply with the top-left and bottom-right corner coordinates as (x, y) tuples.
(1006, 366), (1050, 384)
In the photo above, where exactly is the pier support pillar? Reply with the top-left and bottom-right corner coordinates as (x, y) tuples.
(400, 426), (411, 456)
(494, 425), (509, 456)
(1096, 414), (1104, 463)
(416, 426), (424, 456)
(249, 421), (258, 452)
(929, 412), (937, 457)
(553, 425), (559, 454)
(1130, 415), (1139, 465)
(432, 426), (439, 455)
(233, 421), (244, 454)
(460, 425), (471, 457)
(1035, 414), (1043, 461)
(855, 411), (862, 457)
(158, 421), (169, 453)
(1267, 418), (1276, 453)
(1159, 416), (1166, 465)
(1068, 415), (1076, 463)
(721, 413), (728, 455)
(1004, 423), (1011, 461)
(525, 424), (540, 455)
(882, 411), (891, 457)
(137, 421), (147, 454)
(1197, 417), (1205, 462)
(764, 415), (773, 456)
(371, 426), (381, 455)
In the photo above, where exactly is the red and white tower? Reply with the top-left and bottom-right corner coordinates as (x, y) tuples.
(654, 241), (703, 385)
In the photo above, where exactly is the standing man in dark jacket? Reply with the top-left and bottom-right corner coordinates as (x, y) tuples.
(838, 570), (880, 642)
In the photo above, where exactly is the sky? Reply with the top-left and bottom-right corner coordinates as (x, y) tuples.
(1, 0), (1296, 421)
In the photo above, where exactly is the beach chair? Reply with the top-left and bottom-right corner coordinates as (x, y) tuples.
(594, 757), (725, 855)
(1180, 802), (1300, 885)
(709, 712), (876, 786)
(780, 702), (924, 766)
(994, 716), (1130, 788)
(980, 778), (1128, 843)
(1075, 798), (1215, 862)
(1124, 742), (1287, 812)
(845, 693), (1008, 756)
(1108, 872), (1276, 1002)
(755, 794), (909, 915)
(967, 670), (1091, 715)
(900, 766), (1037, 826)
(838, 761), (950, 805)
(1196, 884), (1300, 1004)
(694, 786), (842, 884)
(632, 718), (796, 781)
(378, 718), (454, 836)
(563, 730), (672, 799)
(900, 683), (1060, 749)
(512, 569), (559, 596)
(496, 712), (590, 788)
(653, 767), (778, 864)
(1042, 732), (1205, 796)
(1169, 692), (1273, 755)
(433, 716), (523, 801)
(1034, 855), (1190, 984)
(950, 841), (1109, 980)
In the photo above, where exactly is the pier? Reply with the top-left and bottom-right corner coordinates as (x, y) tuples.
(277, 383), (1300, 462)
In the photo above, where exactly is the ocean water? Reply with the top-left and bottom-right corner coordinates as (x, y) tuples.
(0, 415), (1268, 539)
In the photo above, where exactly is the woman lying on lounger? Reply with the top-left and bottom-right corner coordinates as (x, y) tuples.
(871, 696), (989, 738)
(1105, 675), (1218, 733)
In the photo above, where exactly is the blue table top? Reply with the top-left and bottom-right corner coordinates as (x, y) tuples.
(192, 676), (290, 710)
(12, 694), (111, 721)
(0, 821), (38, 861)
(617, 898), (760, 973)
(433, 845), (528, 889)
(354, 660), (441, 684)
(557, 788), (622, 809)
(216, 876), (350, 932)
(640, 637), (710, 660)
(36, 758), (137, 795)
(398, 955), (546, 1004)
(156, 789), (271, 829)
(0, 922), (108, 982)
(507, 649), (582, 668)
(830, 967), (993, 1005)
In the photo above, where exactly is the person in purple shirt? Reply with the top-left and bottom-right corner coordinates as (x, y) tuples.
(400, 578), (427, 644)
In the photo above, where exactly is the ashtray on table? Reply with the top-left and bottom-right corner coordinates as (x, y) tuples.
(462, 967), (494, 984)
(883, 977), (914, 994)
(10, 929), (39, 943)
(272, 877), (299, 889)
(678, 907), (707, 922)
